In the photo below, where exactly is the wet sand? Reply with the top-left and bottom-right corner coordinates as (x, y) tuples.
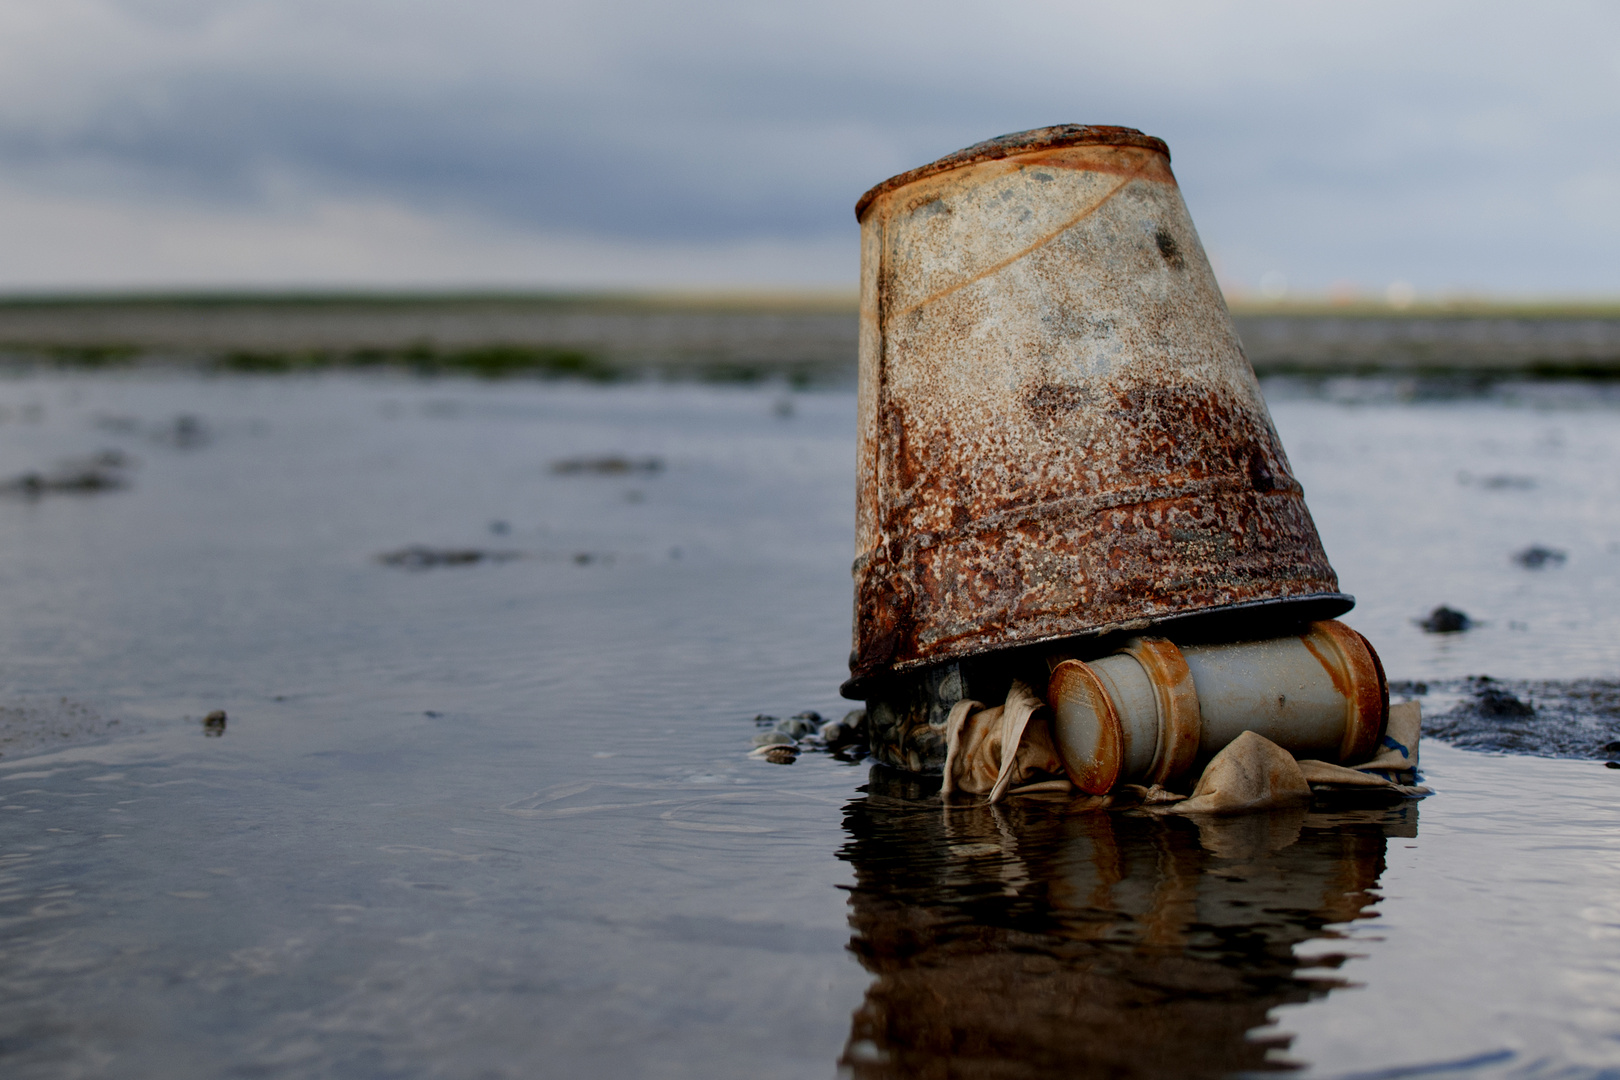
(0, 372), (1619, 1077)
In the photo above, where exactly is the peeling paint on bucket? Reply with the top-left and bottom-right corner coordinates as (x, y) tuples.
(845, 125), (1349, 701)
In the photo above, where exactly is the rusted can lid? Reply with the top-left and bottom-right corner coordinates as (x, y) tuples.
(855, 124), (1170, 221)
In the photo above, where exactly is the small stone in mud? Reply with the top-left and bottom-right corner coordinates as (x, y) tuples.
(1419, 606), (1472, 633)
(550, 455), (664, 476)
(776, 715), (821, 739)
(1513, 545), (1567, 569)
(202, 710), (226, 736)
(1607, 761), (1620, 770)
(752, 731), (793, 747)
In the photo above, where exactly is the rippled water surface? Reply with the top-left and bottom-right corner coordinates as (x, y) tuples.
(1, 374), (1618, 1078)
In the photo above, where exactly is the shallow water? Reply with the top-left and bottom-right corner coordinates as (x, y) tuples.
(0, 374), (1617, 1078)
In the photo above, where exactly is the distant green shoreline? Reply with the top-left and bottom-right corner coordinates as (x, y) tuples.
(1, 290), (1617, 318)
(0, 291), (1617, 381)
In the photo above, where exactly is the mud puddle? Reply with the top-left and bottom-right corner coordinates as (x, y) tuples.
(0, 374), (1618, 1078)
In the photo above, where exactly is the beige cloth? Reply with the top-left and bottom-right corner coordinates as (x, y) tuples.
(1160, 731), (1313, 815)
(942, 688), (1429, 812)
(942, 680), (1070, 803)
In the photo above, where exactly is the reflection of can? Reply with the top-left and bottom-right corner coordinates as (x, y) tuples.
(845, 125), (1348, 699)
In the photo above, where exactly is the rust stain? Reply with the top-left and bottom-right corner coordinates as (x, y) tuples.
(1299, 632), (1350, 699)
(855, 124), (1169, 220)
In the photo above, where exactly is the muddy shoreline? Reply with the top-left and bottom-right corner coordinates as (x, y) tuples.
(1, 296), (1618, 381)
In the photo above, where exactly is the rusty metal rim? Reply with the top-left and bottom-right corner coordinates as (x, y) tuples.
(854, 124), (1170, 222)
(840, 592), (1355, 700)
(1047, 659), (1123, 794)
(1121, 637), (1202, 787)
(1309, 621), (1389, 763)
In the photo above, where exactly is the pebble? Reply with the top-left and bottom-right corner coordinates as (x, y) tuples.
(1513, 545), (1567, 569)
(1419, 606), (1472, 633)
(202, 710), (227, 737)
(752, 731), (793, 747)
(775, 716), (820, 739)
(748, 744), (798, 764)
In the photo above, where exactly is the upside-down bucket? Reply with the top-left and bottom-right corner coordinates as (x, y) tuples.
(844, 125), (1350, 734)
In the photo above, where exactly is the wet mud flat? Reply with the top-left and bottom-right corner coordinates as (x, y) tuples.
(0, 373), (1619, 1077)
(2, 295), (1620, 384)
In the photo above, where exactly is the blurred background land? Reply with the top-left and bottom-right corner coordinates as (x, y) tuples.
(0, 292), (1617, 384)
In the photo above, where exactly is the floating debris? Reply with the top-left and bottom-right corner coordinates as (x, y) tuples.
(203, 710), (227, 737)
(376, 546), (523, 569)
(550, 456), (664, 476)
(1418, 606), (1472, 633)
(1513, 545), (1567, 569)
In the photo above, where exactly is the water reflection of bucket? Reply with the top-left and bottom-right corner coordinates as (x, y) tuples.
(845, 125), (1348, 700)
(838, 768), (1416, 1078)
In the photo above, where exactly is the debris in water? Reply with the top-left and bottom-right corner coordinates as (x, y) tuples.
(0, 450), (135, 497)
(1419, 606), (1472, 633)
(1513, 545), (1567, 569)
(376, 546), (522, 569)
(203, 710), (227, 737)
(550, 456), (664, 476)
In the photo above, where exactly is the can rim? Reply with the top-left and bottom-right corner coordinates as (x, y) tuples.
(854, 124), (1170, 222)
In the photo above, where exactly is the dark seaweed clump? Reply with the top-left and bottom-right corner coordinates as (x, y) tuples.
(217, 344), (619, 381)
(1415, 677), (1620, 758)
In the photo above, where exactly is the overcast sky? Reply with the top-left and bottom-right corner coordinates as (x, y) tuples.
(0, 0), (1616, 295)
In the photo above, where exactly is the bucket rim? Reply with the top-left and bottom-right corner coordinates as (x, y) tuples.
(839, 591), (1355, 700)
(854, 124), (1170, 222)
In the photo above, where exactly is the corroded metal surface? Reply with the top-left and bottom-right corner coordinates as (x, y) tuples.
(1121, 636), (1201, 785)
(847, 124), (1346, 696)
(1045, 622), (1390, 792)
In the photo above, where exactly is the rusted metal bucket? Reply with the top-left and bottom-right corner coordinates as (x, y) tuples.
(845, 124), (1348, 708)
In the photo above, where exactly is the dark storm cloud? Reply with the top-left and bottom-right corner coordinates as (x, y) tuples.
(1, 0), (1618, 290)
